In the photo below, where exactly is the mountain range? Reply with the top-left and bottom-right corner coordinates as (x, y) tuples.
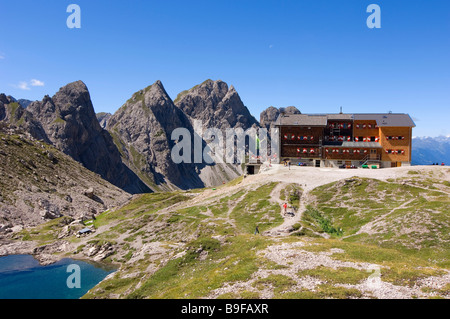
(0, 79), (270, 198)
(412, 135), (450, 165)
(2, 78), (448, 199)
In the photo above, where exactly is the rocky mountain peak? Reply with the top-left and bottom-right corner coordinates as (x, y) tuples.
(284, 106), (301, 115)
(174, 79), (258, 130)
(0, 94), (9, 105)
(106, 80), (206, 190)
(24, 81), (147, 193)
(260, 105), (301, 129)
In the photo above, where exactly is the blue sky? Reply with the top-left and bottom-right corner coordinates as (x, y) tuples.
(1, 0), (449, 137)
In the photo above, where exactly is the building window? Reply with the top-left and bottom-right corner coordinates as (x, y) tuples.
(370, 136), (376, 142)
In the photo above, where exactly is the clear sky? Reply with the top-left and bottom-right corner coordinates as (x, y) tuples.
(1, 0), (449, 137)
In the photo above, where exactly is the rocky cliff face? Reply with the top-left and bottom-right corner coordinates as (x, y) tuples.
(174, 79), (259, 131)
(2, 79), (257, 194)
(0, 94), (49, 143)
(7, 82), (148, 194)
(106, 81), (207, 191)
(96, 112), (112, 129)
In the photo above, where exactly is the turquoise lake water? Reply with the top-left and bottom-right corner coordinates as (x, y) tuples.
(0, 254), (115, 299)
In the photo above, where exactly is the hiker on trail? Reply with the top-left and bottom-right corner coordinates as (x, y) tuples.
(283, 202), (287, 214)
(288, 161), (291, 170)
(254, 225), (260, 235)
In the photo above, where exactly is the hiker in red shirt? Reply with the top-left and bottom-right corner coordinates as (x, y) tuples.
(283, 203), (287, 214)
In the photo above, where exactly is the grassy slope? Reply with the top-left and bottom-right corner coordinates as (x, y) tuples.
(306, 177), (450, 267)
(16, 170), (450, 299)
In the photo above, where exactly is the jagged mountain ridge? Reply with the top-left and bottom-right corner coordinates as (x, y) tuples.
(106, 80), (242, 191)
(106, 80), (206, 190)
(174, 79), (259, 131)
(1, 82), (149, 194)
(2, 79), (299, 193)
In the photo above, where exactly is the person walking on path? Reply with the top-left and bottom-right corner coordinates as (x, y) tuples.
(254, 225), (260, 235)
(283, 202), (287, 214)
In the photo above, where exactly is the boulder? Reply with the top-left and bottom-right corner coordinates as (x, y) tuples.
(83, 187), (95, 199)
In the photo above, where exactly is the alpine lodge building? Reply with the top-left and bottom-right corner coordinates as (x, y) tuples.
(274, 112), (416, 168)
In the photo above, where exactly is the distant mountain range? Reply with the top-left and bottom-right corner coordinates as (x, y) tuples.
(412, 136), (450, 165)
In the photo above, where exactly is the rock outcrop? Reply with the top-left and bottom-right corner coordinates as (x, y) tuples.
(260, 105), (301, 129)
(96, 112), (112, 129)
(107, 80), (207, 190)
(0, 124), (131, 231)
(25, 81), (148, 193)
(260, 106), (280, 130)
(0, 94), (50, 143)
(174, 79), (259, 131)
(3, 79), (258, 195)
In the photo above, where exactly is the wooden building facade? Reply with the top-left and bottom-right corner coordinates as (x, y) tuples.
(275, 113), (415, 168)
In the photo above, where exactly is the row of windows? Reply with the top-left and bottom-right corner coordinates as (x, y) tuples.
(355, 123), (378, 129)
(386, 136), (405, 140)
(328, 123), (381, 129)
(325, 135), (352, 141)
(354, 136), (380, 142)
(290, 147), (406, 156)
(311, 148), (406, 155)
(296, 148), (318, 154)
(328, 123), (352, 129)
(325, 149), (370, 154)
(284, 134), (406, 143)
(325, 136), (381, 142)
(284, 134), (315, 141)
(386, 149), (406, 154)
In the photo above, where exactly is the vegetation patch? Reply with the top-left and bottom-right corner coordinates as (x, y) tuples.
(126, 235), (270, 299)
(297, 266), (368, 285)
(303, 206), (343, 237)
(230, 182), (282, 234)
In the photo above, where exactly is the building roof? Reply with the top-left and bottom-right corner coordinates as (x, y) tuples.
(274, 114), (328, 126)
(326, 114), (354, 120)
(79, 228), (92, 234)
(275, 113), (415, 127)
(354, 113), (416, 127)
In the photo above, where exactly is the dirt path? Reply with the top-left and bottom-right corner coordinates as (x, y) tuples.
(265, 182), (309, 236)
